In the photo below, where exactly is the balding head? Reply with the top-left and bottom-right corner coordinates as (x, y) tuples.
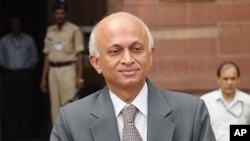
(88, 12), (155, 99)
(217, 61), (240, 77)
(88, 12), (154, 57)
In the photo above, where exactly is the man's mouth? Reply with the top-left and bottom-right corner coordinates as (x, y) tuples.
(119, 69), (139, 76)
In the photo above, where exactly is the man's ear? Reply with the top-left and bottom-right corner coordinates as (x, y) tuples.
(150, 47), (154, 66)
(89, 55), (102, 74)
(216, 78), (220, 85)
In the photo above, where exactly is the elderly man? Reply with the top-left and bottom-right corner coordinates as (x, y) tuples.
(50, 12), (216, 141)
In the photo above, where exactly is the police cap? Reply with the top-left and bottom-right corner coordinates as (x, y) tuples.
(51, 0), (68, 11)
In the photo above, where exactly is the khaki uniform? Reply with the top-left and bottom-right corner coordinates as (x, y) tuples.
(43, 21), (84, 123)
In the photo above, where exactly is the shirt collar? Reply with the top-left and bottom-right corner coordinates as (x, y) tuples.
(53, 21), (69, 31)
(109, 82), (148, 118)
(10, 33), (24, 39)
(215, 89), (243, 104)
(214, 89), (224, 101)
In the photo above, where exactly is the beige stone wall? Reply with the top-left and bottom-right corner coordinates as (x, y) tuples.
(107, 0), (250, 96)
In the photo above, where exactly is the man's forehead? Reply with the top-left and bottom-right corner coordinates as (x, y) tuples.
(96, 14), (144, 37)
(221, 64), (237, 72)
(103, 12), (136, 22)
(220, 66), (238, 77)
(97, 12), (141, 29)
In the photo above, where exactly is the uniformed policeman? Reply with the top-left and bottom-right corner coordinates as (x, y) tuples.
(40, 0), (85, 124)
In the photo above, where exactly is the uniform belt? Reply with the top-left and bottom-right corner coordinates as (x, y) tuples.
(50, 61), (75, 67)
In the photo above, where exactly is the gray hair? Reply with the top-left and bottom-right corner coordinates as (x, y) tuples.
(88, 12), (154, 57)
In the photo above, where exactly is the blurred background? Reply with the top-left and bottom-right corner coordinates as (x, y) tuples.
(1, 0), (250, 140)
(0, 0), (106, 140)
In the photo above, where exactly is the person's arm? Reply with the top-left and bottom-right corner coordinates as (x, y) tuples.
(28, 36), (39, 68)
(73, 26), (85, 89)
(40, 55), (49, 93)
(0, 38), (5, 67)
(50, 108), (72, 141)
(193, 99), (216, 141)
(76, 51), (84, 89)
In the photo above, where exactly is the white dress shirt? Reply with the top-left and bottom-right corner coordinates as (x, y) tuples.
(0, 33), (38, 70)
(110, 82), (148, 141)
(201, 89), (250, 141)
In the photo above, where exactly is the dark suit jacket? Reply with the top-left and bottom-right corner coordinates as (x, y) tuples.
(50, 79), (216, 141)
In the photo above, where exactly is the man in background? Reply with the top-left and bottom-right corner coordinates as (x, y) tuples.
(40, 0), (85, 125)
(0, 16), (38, 140)
(201, 61), (250, 141)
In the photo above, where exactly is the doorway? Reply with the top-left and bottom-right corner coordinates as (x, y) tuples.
(0, 0), (107, 140)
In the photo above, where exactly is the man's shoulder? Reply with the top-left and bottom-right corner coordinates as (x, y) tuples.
(65, 21), (81, 31)
(200, 90), (219, 100)
(163, 89), (198, 100)
(47, 25), (56, 31)
(147, 80), (199, 105)
(147, 79), (200, 104)
(62, 89), (103, 113)
(21, 33), (34, 40)
(237, 90), (250, 101)
(158, 89), (207, 116)
(160, 89), (202, 107)
(0, 34), (11, 41)
(237, 89), (250, 96)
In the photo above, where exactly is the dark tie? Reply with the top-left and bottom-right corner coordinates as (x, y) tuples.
(122, 105), (143, 141)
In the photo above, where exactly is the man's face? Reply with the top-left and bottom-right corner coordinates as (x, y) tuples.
(10, 18), (21, 34)
(53, 9), (67, 26)
(217, 66), (240, 96)
(90, 16), (154, 89)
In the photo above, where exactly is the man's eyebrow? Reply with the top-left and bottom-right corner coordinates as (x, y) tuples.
(108, 40), (143, 48)
(222, 77), (237, 79)
(131, 40), (143, 45)
(129, 41), (144, 48)
(108, 43), (121, 48)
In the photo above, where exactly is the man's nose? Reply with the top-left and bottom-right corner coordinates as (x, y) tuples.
(227, 79), (233, 84)
(121, 50), (134, 65)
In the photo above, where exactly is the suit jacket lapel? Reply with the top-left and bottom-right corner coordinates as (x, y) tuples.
(89, 80), (176, 141)
(147, 80), (175, 141)
(89, 87), (120, 141)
